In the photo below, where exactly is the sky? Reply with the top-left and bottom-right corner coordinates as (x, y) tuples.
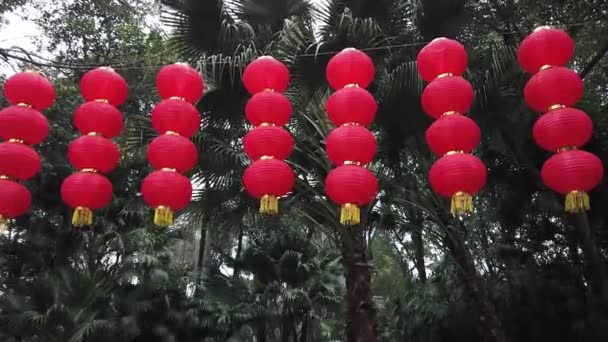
(0, 9), (38, 76)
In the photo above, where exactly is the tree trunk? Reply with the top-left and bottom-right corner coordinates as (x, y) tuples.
(412, 226), (427, 282)
(233, 226), (244, 278)
(196, 223), (206, 271)
(444, 225), (508, 342)
(569, 212), (608, 302)
(341, 226), (378, 342)
(201, 225), (213, 276)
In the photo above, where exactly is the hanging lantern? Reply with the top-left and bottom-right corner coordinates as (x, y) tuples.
(325, 165), (378, 225)
(429, 153), (487, 216)
(61, 172), (113, 226)
(147, 134), (198, 173)
(4, 70), (55, 109)
(80, 67), (129, 106)
(533, 107), (592, 152)
(517, 27), (574, 74)
(245, 91), (293, 127)
(0, 142), (42, 180)
(325, 87), (377, 127)
(524, 66), (583, 112)
(243, 159), (295, 215)
(156, 63), (204, 104)
(417, 38), (468, 82)
(61, 67), (127, 227)
(0, 106), (49, 145)
(73, 101), (124, 138)
(151, 99), (201, 138)
(323, 48), (378, 225)
(0, 180), (32, 226)
(142, 63), (203, 226)
(421, 75), (475, 118)
(242, 56), (295, 215)
(417, 37), (486, 216)
(541, 150), (604, 212)
(326, 48), (375, 89)
(326, 125), (377, 166)
(141, 170), (193, 226)
(426, 115), (481, 156)
(518, 26), (604, 212)
(243, 126), (294, 161)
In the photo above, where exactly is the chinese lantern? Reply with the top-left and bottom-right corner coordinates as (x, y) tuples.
(417, 38), (486, 216)
(324, 48), (378, 225)
(61, 67), (127, 227)
(141, 63), (202, 226)
(518, 26), (604, 212)
(242, 56), (294, 215)
(0, 71), (55, 226)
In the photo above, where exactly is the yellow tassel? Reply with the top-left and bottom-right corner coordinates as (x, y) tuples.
(260, 195), (278, 215)
(565, 191), (590, 213)
(0, 216), (7, 234)
(340, 203), (360, 225)
(72, 207), (93, 227)
(154, 206), (174, 227)
(451, 192), (473, 217)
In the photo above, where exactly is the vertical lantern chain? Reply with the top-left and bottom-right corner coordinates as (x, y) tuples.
(518, 27), (604, 212)
(242, 56), (295, 215)
(324, 48), (379, 226)
(0, 71), (56, 231)
(141, 63), (203, 227)
(417, 38), (487, 217)
(60, 67), (128, 227)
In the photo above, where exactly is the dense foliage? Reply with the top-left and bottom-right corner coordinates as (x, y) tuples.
(1, 0), (607, 341)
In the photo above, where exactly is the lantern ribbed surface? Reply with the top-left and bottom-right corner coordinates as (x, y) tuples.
(417, 37), (486, 216)
(0, 71), (55, 225)
(61, 67), (127, 227)
(142, 63), (203, 227)
(242, 56), (295, 215)
(323, 48), (379, 225)
(518, 26), (603, 212)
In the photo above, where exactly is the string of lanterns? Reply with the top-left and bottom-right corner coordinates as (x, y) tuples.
(324, 48), (379, 225)
(517, 27), (604, 212)
(60, 67), (128, 227)
(141, 63), (204, 226)
(417, 38), (487, 216)
(0, 71), (55, 227)
(242, 57), (295, 215)
(0, 26), (605, 228)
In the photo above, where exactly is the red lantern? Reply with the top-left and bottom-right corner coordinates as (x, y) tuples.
(80, 67), (128, 107)
(429, 153), (487, 216)
(541, 150), (604, 212)
(151, 99), (201, 138)
(73, 101), (124, 138)
(4, 71), (55, 109)
(245, 91), (292, 126)
(533, 107), (592, 152)
(156, 63), (204, 104)
(517, 27), (574, 74)
(0, 180), (31, 225)
(326, 125), (376, 166)
(243, 126), (294, 161)
(0, 142), (41, 180)
(326, 48), (375, 89)
(147, 134), (198, 173)
(0, 106), (49, 144)
(142, 170), (193, 226)
(421, 76), (474, 118)
(524, 67), (583, 112)
(61, 172), (113, 226)
(325, 165), (378, 225)
(417, 38), (468, 82)
(325, 87), (377, 127)
(67, 135), (120, 174)
(242, 56), (290, 94)
(243, 159), (295, 215)
(425, 114), (481, 156)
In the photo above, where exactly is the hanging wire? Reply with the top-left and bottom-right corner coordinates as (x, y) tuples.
(0, 19), (604, 71)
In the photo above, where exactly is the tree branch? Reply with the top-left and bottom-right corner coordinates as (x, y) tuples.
(580, 40), (608, 79)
